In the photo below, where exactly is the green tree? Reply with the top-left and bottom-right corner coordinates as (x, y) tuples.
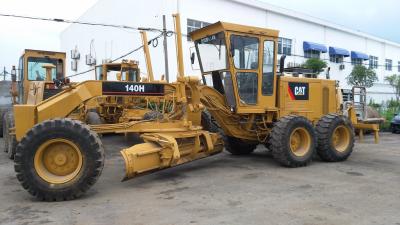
(346, 65), (378, 88)
(384, 74), (400, 102)
(303, 58), (327, 74)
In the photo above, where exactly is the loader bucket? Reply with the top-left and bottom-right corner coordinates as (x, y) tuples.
(120, 132), (223, 181)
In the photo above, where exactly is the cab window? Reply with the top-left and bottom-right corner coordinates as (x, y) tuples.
(236, 72), (258, 104)
(27, 57), (62, 81)
(122, 69), (139, 82)
(195, 32), (228, 73)
(262, 40), (275, 96)
(230, 35), (259, 70)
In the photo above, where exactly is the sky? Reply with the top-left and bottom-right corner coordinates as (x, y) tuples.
(0, 0), (97, 76)
(0, 0), (398, 75)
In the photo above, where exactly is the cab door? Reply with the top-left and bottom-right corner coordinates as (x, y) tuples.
(259, 37), (278, 111)
(228, 33), (277, 113)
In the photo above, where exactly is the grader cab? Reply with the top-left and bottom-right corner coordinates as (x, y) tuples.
(12, 15), (374, 201)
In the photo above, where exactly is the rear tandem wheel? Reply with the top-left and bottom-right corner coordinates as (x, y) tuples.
(315, 114), (355, 162)
(270, 115), (316, 167)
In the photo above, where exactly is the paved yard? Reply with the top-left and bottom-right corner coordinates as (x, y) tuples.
(0, 133), (399, 225)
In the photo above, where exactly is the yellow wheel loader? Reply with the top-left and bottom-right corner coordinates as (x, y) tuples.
(12, 14), (378, 201)
(3, 50), (67, 159)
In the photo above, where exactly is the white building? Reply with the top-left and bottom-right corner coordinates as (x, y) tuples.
(61, 0), (400, 103)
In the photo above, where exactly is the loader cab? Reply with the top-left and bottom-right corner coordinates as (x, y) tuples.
(17, 50), (65, 104)
(95, 60), (140, 82)
(191, 22), (279, 114)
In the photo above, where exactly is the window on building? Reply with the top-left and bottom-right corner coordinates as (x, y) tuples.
(278, 38), (292, 56)
(369, 56), (378, 69)
(351, 58), (363, 66)
(187, 19), (211, 41)
(304, 50), (320, 59)
(330, 55), (344, 63)
(385, 59), (392, 71)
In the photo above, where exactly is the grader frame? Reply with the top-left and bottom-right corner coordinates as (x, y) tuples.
(12, 14), (377, 201)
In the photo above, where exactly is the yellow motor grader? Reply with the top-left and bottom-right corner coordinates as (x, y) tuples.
(12, 14), (377, 201)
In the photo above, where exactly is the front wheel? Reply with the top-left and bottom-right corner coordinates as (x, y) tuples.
(14, 119), (105, 201)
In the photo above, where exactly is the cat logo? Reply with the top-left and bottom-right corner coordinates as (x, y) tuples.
(294, 86), (306, 96)
(288, 82), (309, 100)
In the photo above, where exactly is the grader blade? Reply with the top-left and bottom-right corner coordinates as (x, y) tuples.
(121, 131), (223, 181)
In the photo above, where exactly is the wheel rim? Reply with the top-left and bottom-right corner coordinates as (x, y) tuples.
(289, 127), (311, 157)
(332, 125), (351, 152)
(34, 138), (83, 184)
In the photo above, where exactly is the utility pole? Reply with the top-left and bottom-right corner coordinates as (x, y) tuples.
(162, 15), (170, 82)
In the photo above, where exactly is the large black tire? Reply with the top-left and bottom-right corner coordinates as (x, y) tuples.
(201, 111), (255, 155)
(223, 135), (257, 155)
(270, 115), (316, 167)
(6, 112), (17, 159)
(0, 108), (7, 138)
(201, 111), (219, 133)
(3, 111), (17, 159)
(14, 119), (105, 201)
(316, 114), (355, 162)
(85, 111), (103, 125)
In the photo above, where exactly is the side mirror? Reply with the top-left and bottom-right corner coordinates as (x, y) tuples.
(279, 55), (286, 74)
(190, 52), (196, 65)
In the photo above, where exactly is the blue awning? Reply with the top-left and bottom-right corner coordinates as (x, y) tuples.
(351, 51), (369, 60)
(303, 41), (327, 53)
(329, 47), (350, 57)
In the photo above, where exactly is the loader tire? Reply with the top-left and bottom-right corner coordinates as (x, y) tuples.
(14, 119), (105, 201)
(316, 114), (355, 162)
(86, 111), (102, 125)
(223, 135), (257, 155)
(3, 111), (17, 159)
(0, 107), (7, 138)
(270, 115), (316, 167)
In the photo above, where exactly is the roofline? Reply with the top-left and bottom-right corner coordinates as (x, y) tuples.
(61, 0), (400, 48)
(190, 21), (279, 40)
(23, 49), (66, 55)
(230, 0), (400, 48)
(60, 0), (101, 36)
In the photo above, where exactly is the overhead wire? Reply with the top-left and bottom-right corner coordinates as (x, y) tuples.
(0, 13), (183, 78)
(0, 13), (163, 33)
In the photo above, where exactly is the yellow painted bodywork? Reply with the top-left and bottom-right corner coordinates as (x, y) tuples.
(278, 76), (338, 120)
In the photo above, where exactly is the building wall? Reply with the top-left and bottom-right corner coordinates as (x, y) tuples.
(60, 0), (399, 103)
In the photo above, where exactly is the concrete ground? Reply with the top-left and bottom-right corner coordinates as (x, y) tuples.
(0, 133), (399, 225)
